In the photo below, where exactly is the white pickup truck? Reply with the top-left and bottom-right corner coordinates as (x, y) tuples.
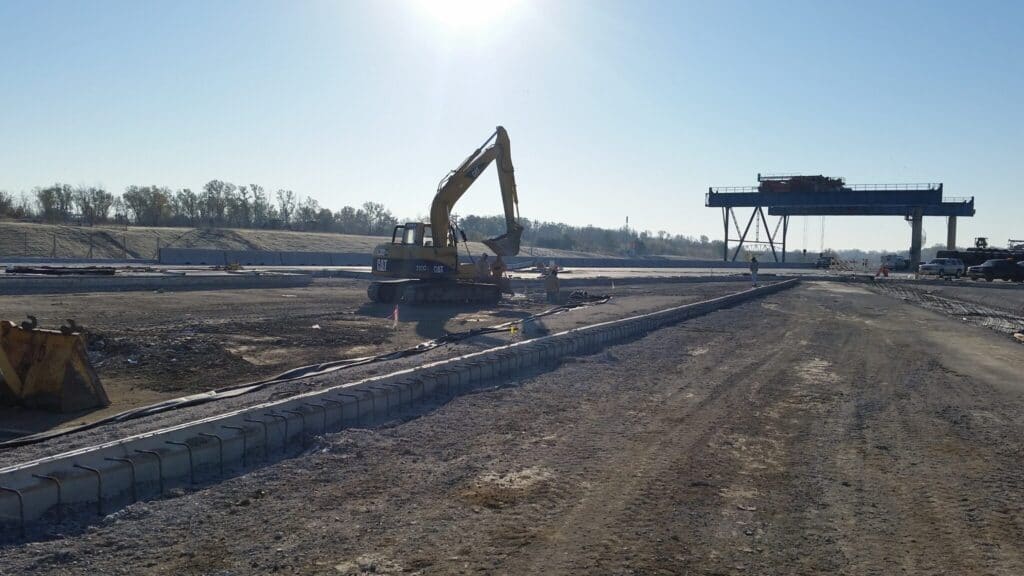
(918, 257), (965, 278)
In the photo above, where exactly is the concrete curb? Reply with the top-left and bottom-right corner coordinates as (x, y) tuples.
(0, 278), (799, 539)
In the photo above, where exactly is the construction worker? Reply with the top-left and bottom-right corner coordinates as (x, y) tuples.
(476, 253), (490, 280)
(750, 256), (759, 287)
(544, 267), (560, 304)
(490, 254), (507, 281)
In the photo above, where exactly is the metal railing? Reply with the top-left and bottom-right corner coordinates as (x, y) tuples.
(846, 183), (941, 191)
(709, 183), (943, 194)
(942, 196), (973, 203)
(707, 186), (759, 193)
(757, 172), (837, 180)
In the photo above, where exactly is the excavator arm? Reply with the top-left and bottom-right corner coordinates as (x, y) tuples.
(429, 126), (523, 256)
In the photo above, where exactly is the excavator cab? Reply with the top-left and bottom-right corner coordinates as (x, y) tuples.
(372, 222), (455, 283)
(390, 223), (434, 247)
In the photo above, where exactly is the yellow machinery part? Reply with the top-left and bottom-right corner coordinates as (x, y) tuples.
(0, 320), (109, 413)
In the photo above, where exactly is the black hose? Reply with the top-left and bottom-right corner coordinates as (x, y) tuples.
(0, 292), (609, 450)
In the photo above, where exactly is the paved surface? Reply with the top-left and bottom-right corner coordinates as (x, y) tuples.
(3, 282), (1022, 574)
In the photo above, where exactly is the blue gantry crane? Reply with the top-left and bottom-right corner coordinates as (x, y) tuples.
(706, 174), (975, 268)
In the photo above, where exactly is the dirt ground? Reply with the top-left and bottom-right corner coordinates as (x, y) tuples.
(869, 280), (1024, 335)
(3, 281), (1022, 575)
(895, 280), (1024, 313)
(0, 278), (749, 441)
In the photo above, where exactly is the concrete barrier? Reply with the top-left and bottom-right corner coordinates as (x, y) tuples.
(160, 248), (372, 267)
(157, 248), (226, 265)
(0, 272), (313, 295)
(278, 251), (336, 266)
(327, 253), (370, 266)
(0, 278), (799, 539)
(222, 250), (282, 266)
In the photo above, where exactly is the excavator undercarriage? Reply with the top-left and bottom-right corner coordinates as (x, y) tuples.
(367, 278), (501, 305)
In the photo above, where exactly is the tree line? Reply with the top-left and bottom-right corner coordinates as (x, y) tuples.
(0, 181), (399, 236)
(0, 181), (726, 257)
(457, 214), (724, 258)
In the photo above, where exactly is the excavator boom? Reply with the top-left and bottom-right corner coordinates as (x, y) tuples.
(429, 126), (523, 256)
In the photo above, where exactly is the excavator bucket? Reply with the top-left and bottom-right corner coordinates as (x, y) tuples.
(482, 226), (523, 257)
(0, 320), (109, 413)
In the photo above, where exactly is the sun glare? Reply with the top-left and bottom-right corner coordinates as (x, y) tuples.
(412, 0), (523, 31)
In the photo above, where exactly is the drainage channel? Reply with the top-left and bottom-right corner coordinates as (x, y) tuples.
(0, 279), (798, 542)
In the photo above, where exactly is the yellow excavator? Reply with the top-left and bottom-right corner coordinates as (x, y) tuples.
(368, 126), (523, 304)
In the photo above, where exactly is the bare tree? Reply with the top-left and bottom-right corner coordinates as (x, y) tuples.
(234, 185), (253, 227)
(0, 190), (13, 216)
(122, 185), (172, 226)
(175, 189), (200, 225)
(74, 186), (114, 225)
(294, 196), (320, 228)
(250, 184), (269, 227)
(34, 183), (74, 223)
(361, 201), (397, 235)
(276, 189), (296, 226)
(200, 180), (236, 225)
(335, 206), (360, 233)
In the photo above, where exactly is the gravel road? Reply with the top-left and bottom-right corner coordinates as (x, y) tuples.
(2, 281), (1023, 575)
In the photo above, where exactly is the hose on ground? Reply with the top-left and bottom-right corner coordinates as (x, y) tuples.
(0, 291), (609, 450)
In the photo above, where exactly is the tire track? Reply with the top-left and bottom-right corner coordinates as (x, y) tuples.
(869, 282), (1024, 334)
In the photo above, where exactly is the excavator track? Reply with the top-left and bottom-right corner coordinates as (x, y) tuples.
(368, 280), (500, 305)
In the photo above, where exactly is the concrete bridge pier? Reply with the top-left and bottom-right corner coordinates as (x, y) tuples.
(947, 216), (957, 250)
(909, 207), (924, 269)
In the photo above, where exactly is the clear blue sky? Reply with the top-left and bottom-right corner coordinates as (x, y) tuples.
(1, 0), (1021, 251)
